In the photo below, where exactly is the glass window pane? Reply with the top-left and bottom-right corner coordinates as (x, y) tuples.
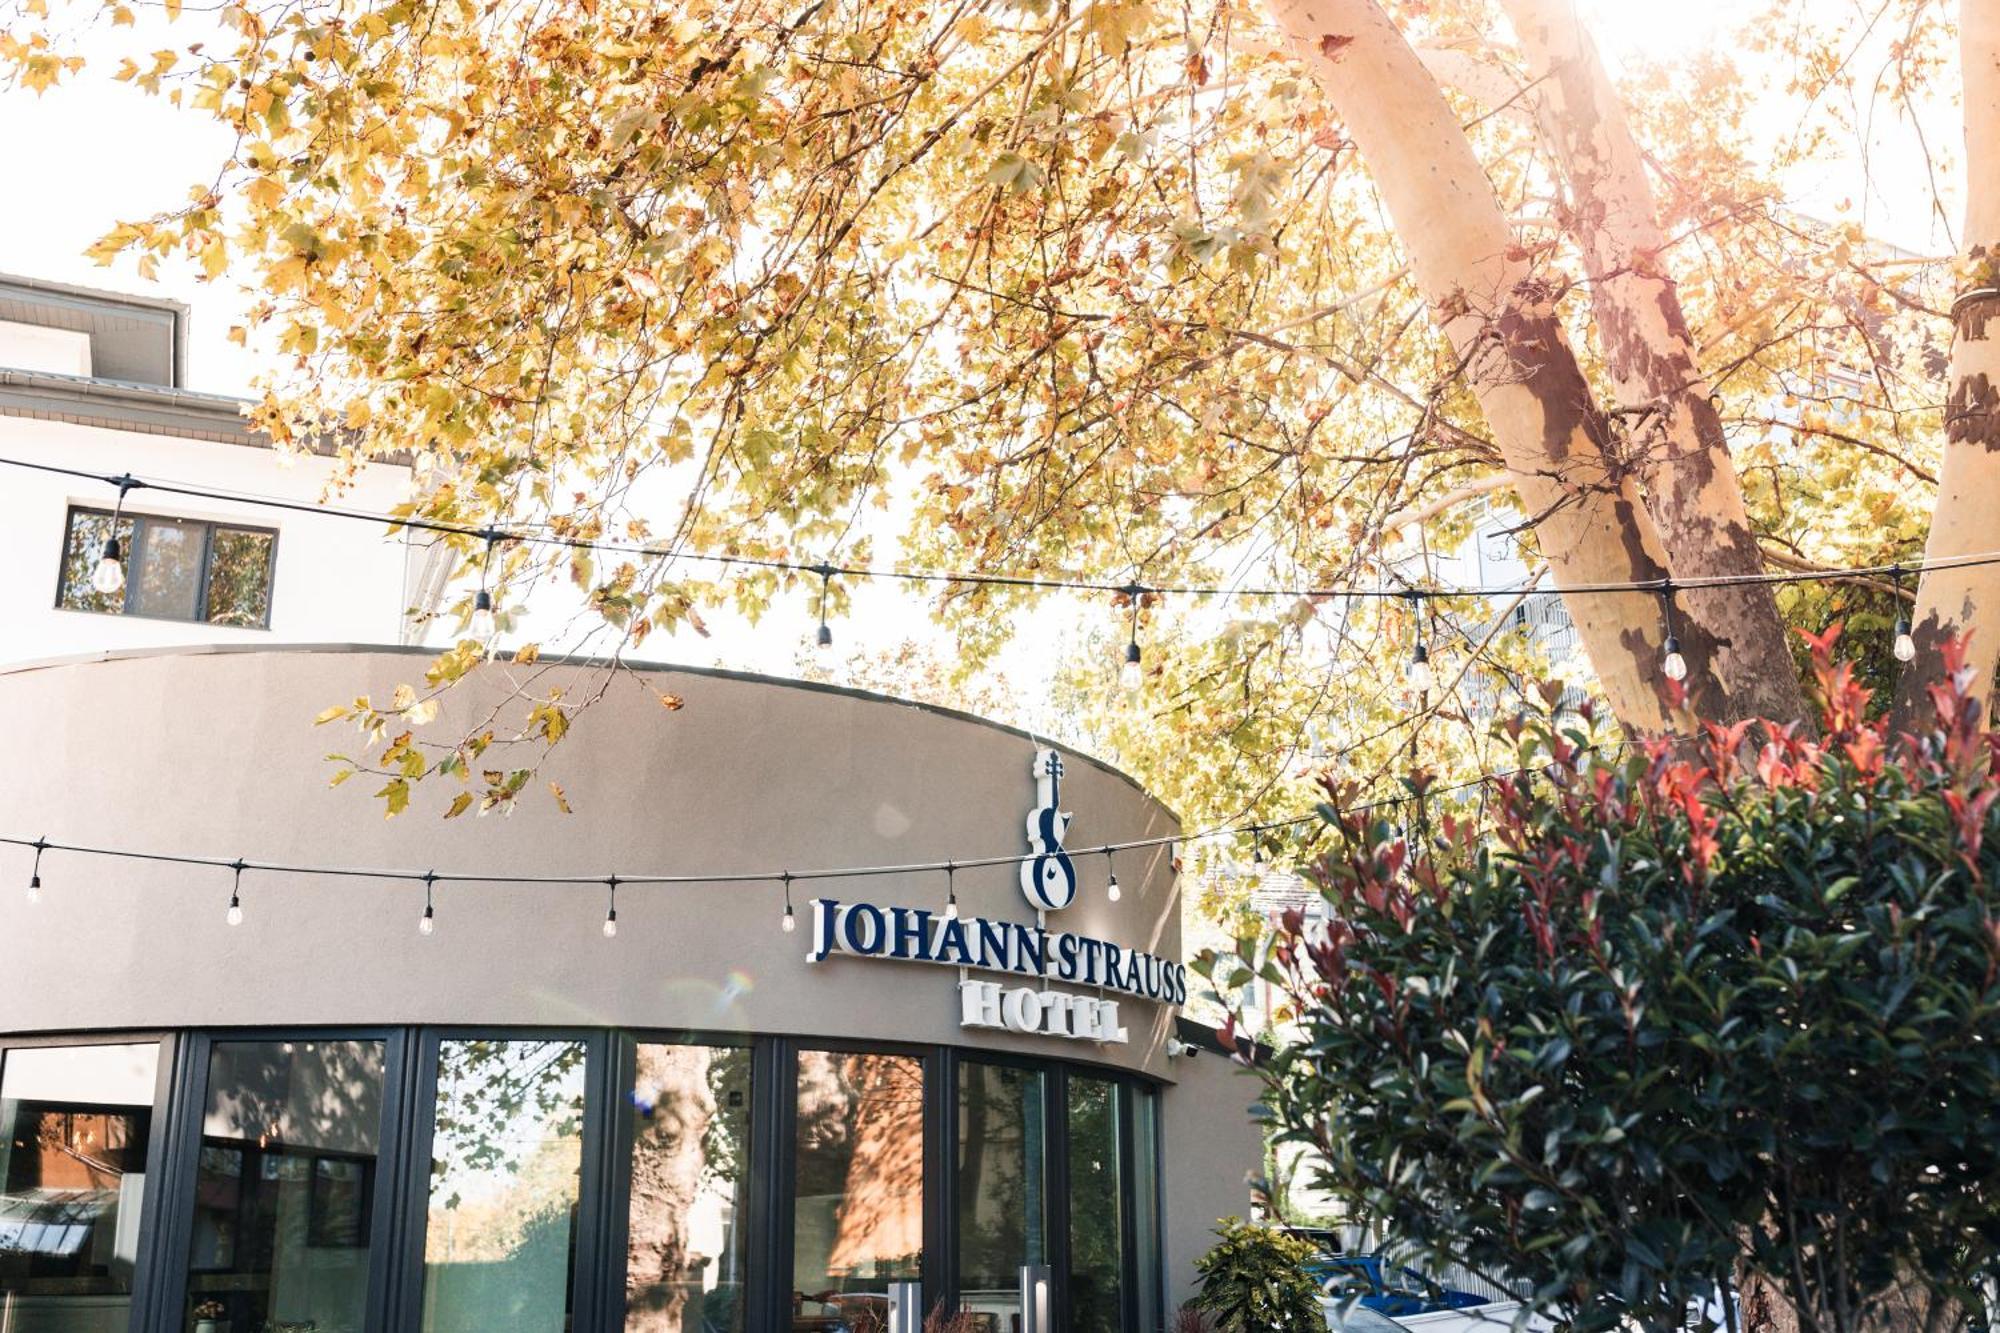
(57, 509), (134, 614)
(129, 516), (205, 621)
(182, 1039), (387, 1333)
(792, 1051), (923, 1326)
(1067, 1077), (1124, 1333)
(421, 1039), (586, 1333)
(625, 1042), (751, 1333)
(205, 528), (275, 627)
(0, 1042), (160, 1330)
(957, 1062), (1045, 1320)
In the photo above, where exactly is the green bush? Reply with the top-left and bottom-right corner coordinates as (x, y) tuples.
(1192, 1217), (1325, 1333)
(1202, 630), (2000, 1333)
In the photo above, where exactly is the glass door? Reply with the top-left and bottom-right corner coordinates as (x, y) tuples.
(789, 1049), (925, 1332)
(955, 1061), (1047, 1328)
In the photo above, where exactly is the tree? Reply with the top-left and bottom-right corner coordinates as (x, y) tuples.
(1897, 1), (2000, 725)
(0, 0), (1974, 835)
(1202, 630), (2000, 1333)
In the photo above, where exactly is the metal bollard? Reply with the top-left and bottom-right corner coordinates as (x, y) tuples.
(1018, 1263), (1054, 1333)
(887, 1279), (924, 1333)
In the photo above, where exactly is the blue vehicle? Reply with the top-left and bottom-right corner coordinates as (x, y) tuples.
(1307, 1253), (1488, 1317)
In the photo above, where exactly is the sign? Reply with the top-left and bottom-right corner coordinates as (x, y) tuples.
(797, 746), (1184, 1047)
(1019, 749), (1078, 911)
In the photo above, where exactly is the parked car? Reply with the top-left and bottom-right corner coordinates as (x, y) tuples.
(1308, 1254), (1487, 1317)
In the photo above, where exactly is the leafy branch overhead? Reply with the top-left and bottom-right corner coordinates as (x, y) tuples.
(0, 0), (1981, 836)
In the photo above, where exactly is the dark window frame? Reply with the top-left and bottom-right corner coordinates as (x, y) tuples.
(2, 1027), (1171, 1333)
(54, 504), (279, 630)
(0, 1031), (181, 1333)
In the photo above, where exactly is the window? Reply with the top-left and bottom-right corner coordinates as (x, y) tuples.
(791, 1050), (924, 1325)
(624, 1041), (752, 1332)
(182, 1039), (390, 1333)
(1067, 1076), (1125, 1333)
(57, 506), (276, 627)
(0, 1042), (160, 1330)
(958, 1062), (1046, 1322)
(419, 1039), (587, 1332)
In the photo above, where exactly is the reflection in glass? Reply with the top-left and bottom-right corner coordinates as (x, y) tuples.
(624, 1043), (751, 1332)
(792, 1051), (923, 1330)
(57, 510), (135, 615)
(1067, 1077), (1124, 1333)
(131, 516), (204, 621)
(183, 1039), (387, 1333)
(420, 1039), (586, 1333)
(205, 528), (277, 627)
(957, 1063), (1045, 1322)
(0, 1043), (159, 1332)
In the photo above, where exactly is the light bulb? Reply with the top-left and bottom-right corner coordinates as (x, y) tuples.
(469, 589), (497, 642)
(1120, 640), (1143, 694)
(1894, 618), (1916, 663)
(1406, 644), (1433, 694)
(26, 874), (41, 906)
(602, 911), (618, 939)
(90, 538), (126, 595)
(226, 897), (244, 927)
(782, 906), (797, 933)
(1107, 874), (1121, 903)
(419, 906), (435, 936)
(945, 899), (960, 921)
(1662, 635), (1688, 682)
(815, 622), (834, 659)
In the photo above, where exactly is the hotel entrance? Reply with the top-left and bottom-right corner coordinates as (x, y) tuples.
(0, 1027), (1169, 1333)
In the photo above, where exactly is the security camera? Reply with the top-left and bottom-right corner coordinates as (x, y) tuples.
(1166, 1038), (1199, 1059)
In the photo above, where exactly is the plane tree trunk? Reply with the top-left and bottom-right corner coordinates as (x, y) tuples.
(1499, 0), (1809, 728)
(1893, 0), (2000, 726)
(1261, 0), (1684, 732)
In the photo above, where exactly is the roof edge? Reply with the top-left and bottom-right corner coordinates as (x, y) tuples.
(0, 641), (1182, 815)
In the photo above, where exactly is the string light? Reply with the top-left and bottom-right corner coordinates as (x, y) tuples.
(25, 837), (45, 905)
(419, 870), (436, 936)
(780, 872), (797, 933)
(89, 475), (140, 596)
(469, 530), (500, 644)
(1105, 848), (1121, 903)
(225, 859), (246, 926)
(602, 875), (619, 938)
(2, 456), (1993, 684)
(944, 862), (959, 920)
(1405, 592), (1434, 694)
(1119, 584), (1144, 695)
(1659, 584), (1689, 683)
(813, 564), (835, 661)
(1892, 564), (1917, 664)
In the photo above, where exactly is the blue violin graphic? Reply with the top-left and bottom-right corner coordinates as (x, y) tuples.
(1020, 748), (1079, 912)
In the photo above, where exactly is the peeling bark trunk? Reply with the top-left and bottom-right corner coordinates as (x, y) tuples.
(1498, 0), (1809, 728)
(1263, 0), (1682, 731)
(625, 1044), (717, 1333)
(1893, 0), (2000, 725)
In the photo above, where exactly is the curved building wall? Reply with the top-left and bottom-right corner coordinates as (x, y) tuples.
(0, 645), (1187, 1076)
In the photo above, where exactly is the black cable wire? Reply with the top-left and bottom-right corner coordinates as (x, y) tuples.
(2, 453), (1977, 601)
(0, 752), (1565, 894)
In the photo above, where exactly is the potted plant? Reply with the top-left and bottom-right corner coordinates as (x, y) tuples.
(191, 1299), (228, 1333)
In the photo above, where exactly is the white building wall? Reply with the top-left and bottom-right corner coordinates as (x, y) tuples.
(0, 415), (413, 664)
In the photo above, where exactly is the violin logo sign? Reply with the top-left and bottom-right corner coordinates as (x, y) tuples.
(798, 746), (1186, 1048)
(1020, 749), (1078, 912)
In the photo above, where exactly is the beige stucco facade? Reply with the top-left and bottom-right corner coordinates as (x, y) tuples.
(0, 643), (1264, 1310)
